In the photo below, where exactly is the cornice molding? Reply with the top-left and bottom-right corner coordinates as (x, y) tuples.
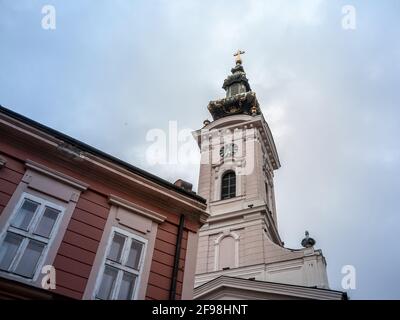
(108, 194), (166, 224)
(194, 276), (345, 300)
(25, 160), (89, 191)
(194, 115), (280, 170)
(206, 204), (266, 223)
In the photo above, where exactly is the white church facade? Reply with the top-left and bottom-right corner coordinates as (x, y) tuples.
(192, 52), (346, 300)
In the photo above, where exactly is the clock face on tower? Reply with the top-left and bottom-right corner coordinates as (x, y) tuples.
(220, 143), (238, 158)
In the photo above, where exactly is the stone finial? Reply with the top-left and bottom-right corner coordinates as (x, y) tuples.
(301, 230), (316, 248)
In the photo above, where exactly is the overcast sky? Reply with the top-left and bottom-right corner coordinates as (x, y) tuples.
(1, 0), (399, 299)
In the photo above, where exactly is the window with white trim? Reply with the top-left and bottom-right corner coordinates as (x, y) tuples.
(221, 171), (236, 200)
(95, 227), (147, 300)
(0, 193), (63, 279)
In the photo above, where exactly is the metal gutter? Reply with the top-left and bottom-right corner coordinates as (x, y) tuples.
(169, 214), (185, 300)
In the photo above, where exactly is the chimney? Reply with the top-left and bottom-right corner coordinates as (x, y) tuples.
(174, 179), (193, 192)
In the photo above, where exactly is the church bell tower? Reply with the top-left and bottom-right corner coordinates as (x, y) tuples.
(193, 52), (330, 290)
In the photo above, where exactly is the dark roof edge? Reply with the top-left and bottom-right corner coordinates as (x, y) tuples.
(0, 105), (206, 204)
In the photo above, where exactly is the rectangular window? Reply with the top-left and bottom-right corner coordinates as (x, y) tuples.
(95, 228), (147, 300)
(0, 193), (63, 279)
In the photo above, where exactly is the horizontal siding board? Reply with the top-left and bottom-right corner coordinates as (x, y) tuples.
(75, 197), (109, 219)
(156, 229), (178, 246)
(54, 285), (83, 300)
(0, 179), (18, 196)
(154, 238), (187, 258)
(177, 276), (183, 285)
(53, 254), (92, 279)
(50, 189), (110, 298)
(149, 261), (184, 283)
(179, 247), (186, 264)
(184, 219), (200, 233)
(55, 269), (87, 293)
(71, 208), (106, 230)
(57, 242), (96, 266)
(157, 222), (178, 235)
(146, 284), (169, 300)
(181, 234), (188, 250)
(0, 167), (23, 185)
(62, 230), (99, 253)
(148, 272), (172, 291)
(176, 282), (183, 295)
(0, 191), (11, 207)
(79, 190), (110, 209)
(66, 218), (104, 241)
(152, 249), (185, 269)
(150, 260), (173, 277)
(154, 239), (177, 256)
(152, 249), (175, 267)
(158, 223), (188, 240)
(2, 156), (25, 174)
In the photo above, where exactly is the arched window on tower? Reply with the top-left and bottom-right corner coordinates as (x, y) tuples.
(221, 171), (236, 200)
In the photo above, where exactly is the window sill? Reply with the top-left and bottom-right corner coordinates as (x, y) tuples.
(209, 195), (244, 205)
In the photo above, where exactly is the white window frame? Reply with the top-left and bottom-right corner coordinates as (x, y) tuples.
(0, 192), (65, 282)
(93, 227), (148, 300)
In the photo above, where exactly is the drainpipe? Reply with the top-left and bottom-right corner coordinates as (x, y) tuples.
(169, 214), (185, 300)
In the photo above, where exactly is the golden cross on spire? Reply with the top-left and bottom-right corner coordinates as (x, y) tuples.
(233, 49), (245, 64)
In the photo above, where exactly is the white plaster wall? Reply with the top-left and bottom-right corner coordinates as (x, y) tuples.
(194, 114), (330, 291)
